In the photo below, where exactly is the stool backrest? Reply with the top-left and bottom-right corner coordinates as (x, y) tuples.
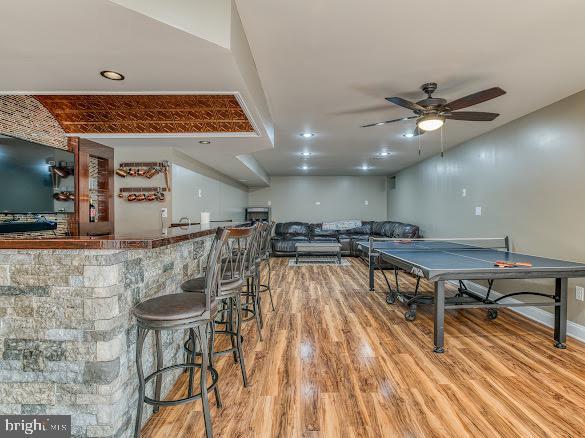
(222, 224), (257, 281)
(260, 221), (275, 255)
(205, 228), (229, 309)
(245, 223), (263, 267)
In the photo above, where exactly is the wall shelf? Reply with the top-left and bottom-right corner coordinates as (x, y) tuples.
(119, 187), (169, 193)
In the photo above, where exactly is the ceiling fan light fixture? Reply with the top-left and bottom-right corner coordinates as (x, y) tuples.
(417, 114), (445, 132)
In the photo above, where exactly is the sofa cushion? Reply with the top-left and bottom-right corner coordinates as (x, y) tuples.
(310, 223), (339, 239)
(344, 222), (372, 235)
(392, 223), (420, 238)
(272, 238), (309, 253)
(274, 222), (310, 237)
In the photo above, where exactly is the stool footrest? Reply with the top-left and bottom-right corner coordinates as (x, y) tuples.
(143, 363), (219, 407)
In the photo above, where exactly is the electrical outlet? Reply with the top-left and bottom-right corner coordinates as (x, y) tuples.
(267, 200), (272, 206)
(576, 286), (585, 301)
(364, 200), (369, 206)
(315, 201), (321, 205)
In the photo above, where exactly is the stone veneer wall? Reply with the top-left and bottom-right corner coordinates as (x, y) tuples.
(0, 235), (212, 438)
(0, 95), (72, 238)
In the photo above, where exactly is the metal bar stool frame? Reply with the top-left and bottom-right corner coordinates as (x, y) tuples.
(182, 224), (258, 387)
(257, 221), (276, 311)
(132, 228), (228, 438)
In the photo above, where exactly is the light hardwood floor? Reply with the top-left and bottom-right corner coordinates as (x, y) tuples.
(141, 257), (585, 437)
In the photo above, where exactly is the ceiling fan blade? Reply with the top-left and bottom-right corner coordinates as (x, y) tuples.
(444, 87), (506, 111)
(385, 96), (426, 112)
(361, 115), (416, 128)
(445, 111), (500, 121)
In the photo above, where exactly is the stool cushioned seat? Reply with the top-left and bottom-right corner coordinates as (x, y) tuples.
(181, 276), (244, 294)
(132, 293), (214, 321)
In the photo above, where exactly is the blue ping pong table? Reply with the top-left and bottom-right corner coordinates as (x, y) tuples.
(358, 238), (585, 353)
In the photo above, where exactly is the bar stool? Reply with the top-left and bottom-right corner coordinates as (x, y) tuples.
(240, 223), (264, 336)
(181, 225), (257, 387)
(131, 228), (228, 438)
(257, 221), (275, 312)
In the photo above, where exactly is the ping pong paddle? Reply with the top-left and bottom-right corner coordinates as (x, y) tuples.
(494, 261), (532, 268)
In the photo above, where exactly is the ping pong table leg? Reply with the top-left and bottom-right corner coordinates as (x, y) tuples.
(369, 255), (375, 291)
(554, 278), (568, 349)
(433, 281), (445, 353)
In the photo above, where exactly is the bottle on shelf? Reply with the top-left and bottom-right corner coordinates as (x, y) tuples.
(89, 199), (96, 223)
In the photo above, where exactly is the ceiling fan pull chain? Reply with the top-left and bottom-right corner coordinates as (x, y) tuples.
(440, 125), (444, 158)
(418, 131), (422, 157)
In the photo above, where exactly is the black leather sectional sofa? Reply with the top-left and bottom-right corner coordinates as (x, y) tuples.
(271, 221), (420, 256)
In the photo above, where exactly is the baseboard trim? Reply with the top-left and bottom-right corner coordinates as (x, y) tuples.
(448, 280), (585, 344)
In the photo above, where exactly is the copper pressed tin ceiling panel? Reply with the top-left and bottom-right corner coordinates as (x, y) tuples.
(34, 95), (255, 134)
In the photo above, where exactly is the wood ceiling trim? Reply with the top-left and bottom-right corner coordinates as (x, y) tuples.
(34, 95), (255, 134)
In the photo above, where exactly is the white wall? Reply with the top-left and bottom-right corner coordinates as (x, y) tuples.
(248, 176), (388, 223)
(114, 146), (173, 234)
(172, 164), (247, 223)
(113, 145), (247, 234)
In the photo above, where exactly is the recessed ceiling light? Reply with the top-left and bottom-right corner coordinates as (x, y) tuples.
(300, 133), (315, 138)
(198, 140), (211, 144)
(379, 152), (390, 157)
(361, 164), (369, 170)
(301, 164), (309, 170)
(403, 133), (415, 138)
(299, 152), (312, 157)
(100, 70), (125, 81)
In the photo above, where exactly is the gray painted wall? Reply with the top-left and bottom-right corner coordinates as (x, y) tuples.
(248, 176), (388, 223)
(172, 164), (247, 224)
(388, 90), (585, 326)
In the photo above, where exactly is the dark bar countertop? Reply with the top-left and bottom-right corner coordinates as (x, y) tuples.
(0, 222), (242, 250)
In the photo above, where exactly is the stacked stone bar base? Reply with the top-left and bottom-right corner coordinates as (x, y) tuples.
(0, 236), (213, 438)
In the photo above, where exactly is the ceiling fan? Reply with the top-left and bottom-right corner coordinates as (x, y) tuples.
(362, 82), (506, 136)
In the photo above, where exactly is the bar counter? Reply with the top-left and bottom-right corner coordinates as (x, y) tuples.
(0, 222), (238, 250)
(0, 223), (241, 437)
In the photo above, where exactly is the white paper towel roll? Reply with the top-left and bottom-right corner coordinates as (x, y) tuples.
(200, 211), (210, 227)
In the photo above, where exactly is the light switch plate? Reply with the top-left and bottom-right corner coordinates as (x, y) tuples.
(576, 286), (585, 301)
(197, 189), (202, 198)
(315, 201), (321, 205)
(364, 200), (369, 206)
(267, 200), (272, 206)
(462, 188), (467, 197)
(161, 208), (168, 218)
(475, 206), (482, 216)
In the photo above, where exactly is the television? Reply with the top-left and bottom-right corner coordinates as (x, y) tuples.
(0, 134), (75, 213)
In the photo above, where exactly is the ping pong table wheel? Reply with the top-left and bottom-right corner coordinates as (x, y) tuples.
(487, 309), (498, 320)
(404, 309), (416, 321)
(555, 342), (567, 349)
(386, 292), (396, 304)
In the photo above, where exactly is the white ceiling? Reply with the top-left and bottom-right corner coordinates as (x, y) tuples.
(0, 0), (274, 186)
(3, 0), (585, 182)
(235, 0), (585, 176)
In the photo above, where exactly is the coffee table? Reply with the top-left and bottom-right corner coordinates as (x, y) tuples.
(295, 242), (342, 264)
